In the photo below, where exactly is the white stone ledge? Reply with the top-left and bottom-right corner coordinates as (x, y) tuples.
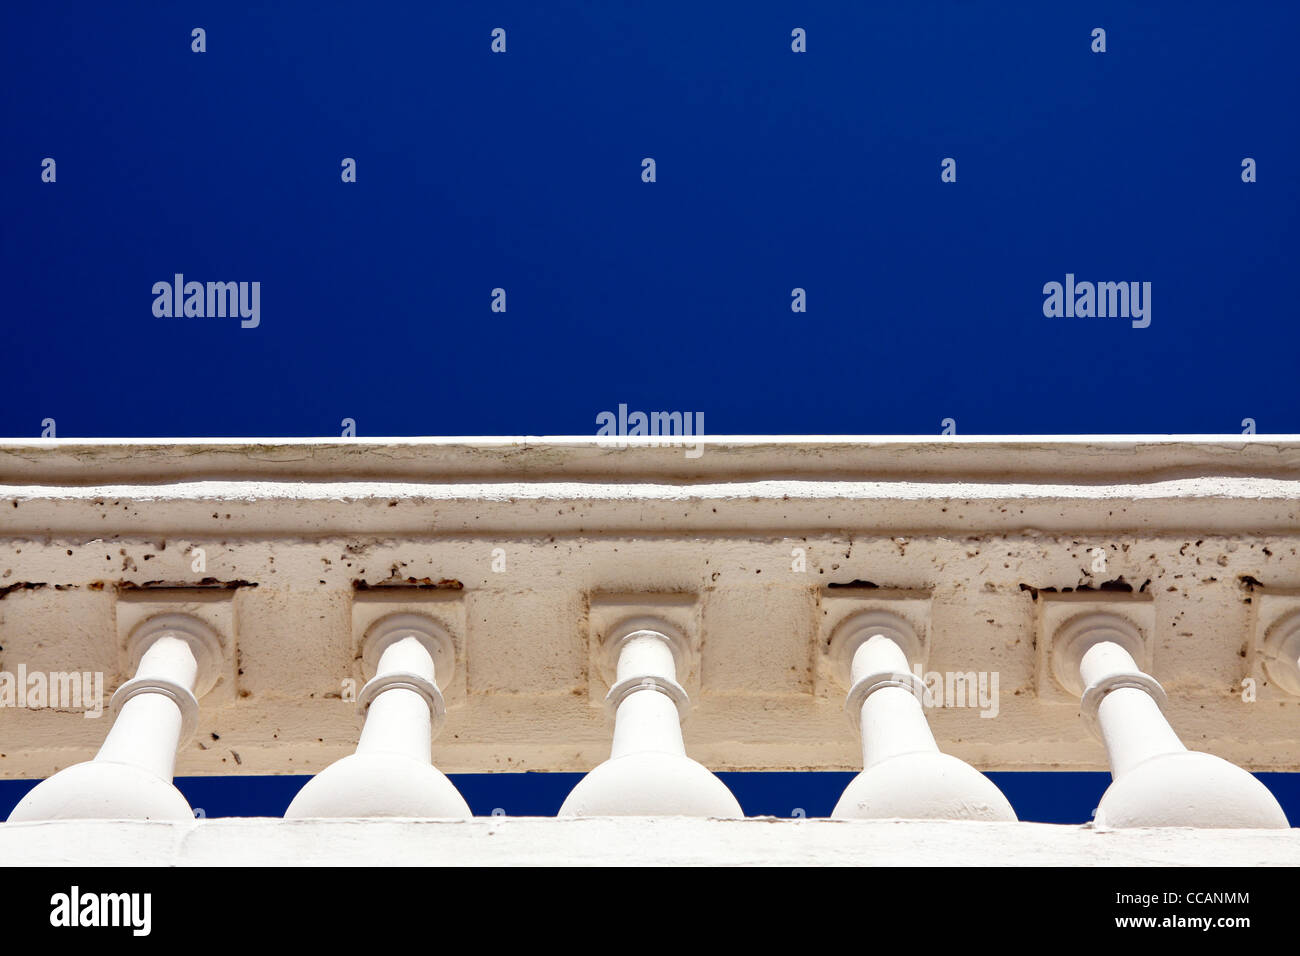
(4, 477), (1300, 537)
(5, 436), (1300, 537)
(2, 818), (1297, 866)
(3, 435), (1300, 485)
(2, 436), (1296, 776)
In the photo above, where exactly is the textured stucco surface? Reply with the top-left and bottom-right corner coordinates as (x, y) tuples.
(0, 437), (1297, 778)
(2, 817), (1297, 866)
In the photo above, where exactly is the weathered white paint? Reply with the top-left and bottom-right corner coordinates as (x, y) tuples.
(3, 435), (1300, 484)
(1, 817), (1297, 867)
(831, 619), (1016, 820)
(1, 436), (1298, 782)
(560, 625), (742, 816)
(1058, 620), (1289, 828)
(1260, 611), (1300, 697)
(6, 476), (1300, 536)
(8, 616), (222, 821)
(285, 615), (470, 818)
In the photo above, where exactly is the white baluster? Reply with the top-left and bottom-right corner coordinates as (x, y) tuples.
(1054, 612), (1288, 828)
(8, 614), (222, 822)
(830, 612), (1015, 820)
(285, 614), (469, 818)
(560, 625), (741, 817)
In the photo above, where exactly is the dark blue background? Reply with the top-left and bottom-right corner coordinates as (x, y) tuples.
(2, 2), (1297, 437)
(1, 772), (1298, 822)
(2, 3), (1296, 818)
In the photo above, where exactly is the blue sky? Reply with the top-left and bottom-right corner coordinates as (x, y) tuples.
(2, 2), (1297, 438)
(1, 772), (1298, 822)
(1, 2), (1296, 818)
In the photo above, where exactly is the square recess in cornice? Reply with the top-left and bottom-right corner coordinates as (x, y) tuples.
(1035, 592), (1154, 705)
(815, 588), (931, 700)
(116, 588), (238, 707)
(586, 592), (700, 707)
(1249, 589), (1300, 701)
(351, 589), (467, 708)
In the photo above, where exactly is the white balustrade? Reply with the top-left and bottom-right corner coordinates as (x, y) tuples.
(560, 625), (741, 817)
(830, 612), (1016, 820)
(1053, 612), (1288, 828)
(286, 614), (469, 817)
(8, 614), (222, 822)
(7, 604), (1293, 829)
